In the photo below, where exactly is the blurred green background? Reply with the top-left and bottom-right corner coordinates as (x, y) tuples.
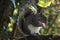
(0, 0), (60, 39)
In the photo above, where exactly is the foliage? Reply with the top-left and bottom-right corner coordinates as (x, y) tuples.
(0, 0), (60, 39)
(40, 0), (60, 34)
(37, 0), (51, 8)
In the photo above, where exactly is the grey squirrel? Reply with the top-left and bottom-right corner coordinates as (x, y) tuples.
(17, 1), (46, 35)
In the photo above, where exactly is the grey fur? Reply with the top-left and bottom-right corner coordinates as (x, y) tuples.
(17, 1), (46, 35)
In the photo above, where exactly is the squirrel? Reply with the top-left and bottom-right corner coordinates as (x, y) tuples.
(17, 1), (47, 36)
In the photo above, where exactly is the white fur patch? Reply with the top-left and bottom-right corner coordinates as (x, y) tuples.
(28, 24), (42, 34)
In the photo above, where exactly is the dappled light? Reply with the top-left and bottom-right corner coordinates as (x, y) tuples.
(0, 0), (60, 40)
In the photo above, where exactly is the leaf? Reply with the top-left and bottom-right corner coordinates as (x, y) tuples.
(28, 5), (36, 12)
(40, 28), (45, 34)
(37, 0), (51, 8)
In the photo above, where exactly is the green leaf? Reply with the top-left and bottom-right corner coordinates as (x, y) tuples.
(37, 0), (51, 8)
(28, 5), (36, 12)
